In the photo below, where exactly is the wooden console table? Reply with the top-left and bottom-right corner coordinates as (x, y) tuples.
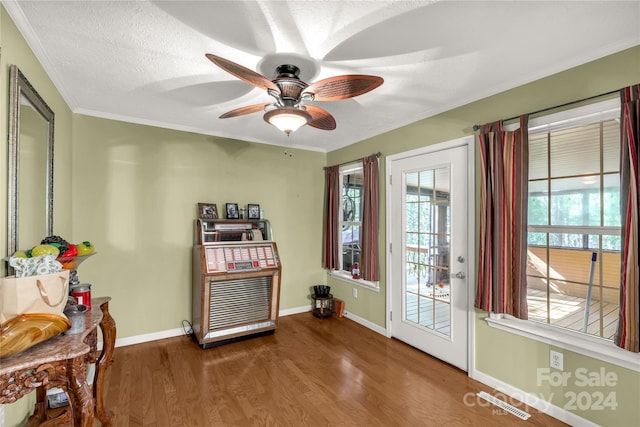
(0, 297), (116, 426)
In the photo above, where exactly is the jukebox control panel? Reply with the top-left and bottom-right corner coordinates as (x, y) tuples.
(204, 243), (278, 273)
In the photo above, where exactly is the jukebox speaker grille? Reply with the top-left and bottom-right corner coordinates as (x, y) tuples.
(208, 276), (271, 330)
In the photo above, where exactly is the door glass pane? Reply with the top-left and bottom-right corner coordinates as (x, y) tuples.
(404, 166), (451, 336)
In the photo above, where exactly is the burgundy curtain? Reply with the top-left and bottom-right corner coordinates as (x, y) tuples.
(615, 84), (640, 352)
(361, 154), (380, 281)
(475, 115), (529, 319)
(322, 166), (340, 270)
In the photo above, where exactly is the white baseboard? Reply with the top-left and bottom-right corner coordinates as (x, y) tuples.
(472, 370), (600, 427)
(111, 305), (387, 352)
(280, 306), (388, 336)
(113, 306), (312, 348)
(343, 310), (387, 335)
(115, 327), (186, 348)
(279, 305), (311, 316)
(279, 306), (388, 337)
(111, 306), (387, 348)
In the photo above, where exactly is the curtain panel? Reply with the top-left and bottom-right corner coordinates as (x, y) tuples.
(615, 84), (640, 353)
(322, 166), (340, 270)
(475, 116), (529, 319)
(361, 154), (380, 281)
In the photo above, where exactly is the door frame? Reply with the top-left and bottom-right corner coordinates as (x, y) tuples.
(385, 135), (476, 375)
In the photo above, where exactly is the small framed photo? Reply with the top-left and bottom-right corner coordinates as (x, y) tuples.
(248, 204), (261, 219)
(198, 203), (218, 219)
(225, 203), (239, 219)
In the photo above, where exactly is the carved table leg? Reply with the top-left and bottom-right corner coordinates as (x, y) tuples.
(66, 357), (94, 427)
(27, 387), (48, 425)
(31, 406), (72, 427)
(24, 363), (71, 427)
(94, 300), (116, 425)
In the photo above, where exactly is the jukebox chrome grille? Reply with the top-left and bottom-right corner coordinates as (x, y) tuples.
(208, 276), (271, 330)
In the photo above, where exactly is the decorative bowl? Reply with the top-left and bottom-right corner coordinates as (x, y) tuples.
(0, 313), (71, 358)
(57, 252), (96, 270)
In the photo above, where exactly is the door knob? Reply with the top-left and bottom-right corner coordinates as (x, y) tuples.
(457, 256), (465, 263)
(452, 271), (466, 279)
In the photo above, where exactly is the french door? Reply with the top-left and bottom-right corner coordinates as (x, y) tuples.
(388, 141), (470, 371)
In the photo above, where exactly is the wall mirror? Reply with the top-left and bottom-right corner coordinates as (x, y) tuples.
(7, 64), (55, 257)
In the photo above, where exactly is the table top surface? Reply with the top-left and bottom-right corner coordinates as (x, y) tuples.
(0, 296), (110, 373)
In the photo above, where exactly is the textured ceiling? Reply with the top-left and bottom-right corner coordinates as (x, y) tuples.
(4, 1), (639, 152)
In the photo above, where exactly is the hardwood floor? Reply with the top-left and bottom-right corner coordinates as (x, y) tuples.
(92, 313), (568, 427)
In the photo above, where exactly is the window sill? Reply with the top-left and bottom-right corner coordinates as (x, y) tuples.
(329, 271), (379, 291)
(485, 313), (640, 372)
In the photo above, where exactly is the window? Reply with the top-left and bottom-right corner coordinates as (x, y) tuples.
(526, 101), (621, 340)
(487, 99), (637, 369)
(339, 163), (363, 275)
(329, 162), (378, 289)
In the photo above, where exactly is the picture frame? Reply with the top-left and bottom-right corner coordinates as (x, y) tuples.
(248, 204), (261, 219)
(225, 203), (239, 219)
(198, 203), (218, 219)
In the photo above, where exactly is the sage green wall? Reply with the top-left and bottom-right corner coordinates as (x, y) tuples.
(71, 115), (326, 338)
(326, 45), (640, 426)
(0, 6), (74, 274)
(1, 7), (75, 425)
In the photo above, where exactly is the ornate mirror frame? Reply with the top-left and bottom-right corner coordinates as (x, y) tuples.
(7, 64), (55, 257)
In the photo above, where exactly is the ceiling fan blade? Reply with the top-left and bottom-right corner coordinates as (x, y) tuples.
(206, 54), (280, 95)
(219, 103), (270, 119)
(305, 105), (337, 130)
(302, 75), (383, 101)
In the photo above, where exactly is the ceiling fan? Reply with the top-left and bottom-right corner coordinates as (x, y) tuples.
(206, 54), (384, 135)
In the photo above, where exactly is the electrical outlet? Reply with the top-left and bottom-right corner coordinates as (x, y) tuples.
(352, 287), (358, 298)
(550, 350), (563, 370)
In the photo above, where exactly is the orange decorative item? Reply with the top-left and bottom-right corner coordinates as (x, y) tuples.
(57, 252), (96, 287)
(57, 253), (95, 271)
(333, 298), (345, 318)
(0, 313), (71, 358)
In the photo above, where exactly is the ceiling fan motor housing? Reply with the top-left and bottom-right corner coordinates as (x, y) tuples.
(273, 64), (308, 103)
(275, 64), (300, 79)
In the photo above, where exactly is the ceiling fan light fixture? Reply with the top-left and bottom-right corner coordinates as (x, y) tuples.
(264, 107), (311, 135)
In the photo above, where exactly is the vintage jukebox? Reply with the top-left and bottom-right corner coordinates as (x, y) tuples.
(192, 218), (281, 348)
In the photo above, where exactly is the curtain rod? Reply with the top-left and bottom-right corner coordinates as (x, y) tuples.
(472, 89), (620, 132)
(324, 152), (381, 170)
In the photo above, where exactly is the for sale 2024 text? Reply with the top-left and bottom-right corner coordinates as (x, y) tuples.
(537, 367), (618, 411)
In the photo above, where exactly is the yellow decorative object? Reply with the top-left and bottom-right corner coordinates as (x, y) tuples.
(0, 313), (71, 358)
